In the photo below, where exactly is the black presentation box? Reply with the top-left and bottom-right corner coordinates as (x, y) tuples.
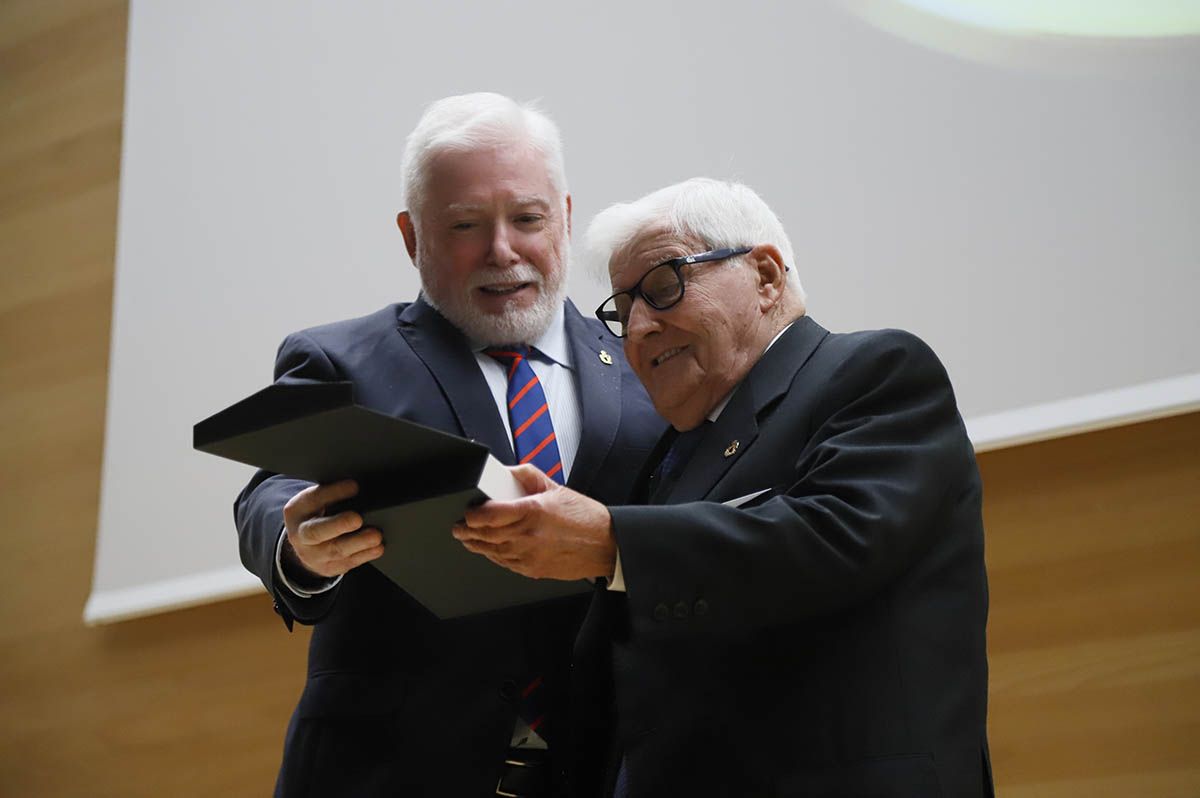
(194, 382), (588, 618)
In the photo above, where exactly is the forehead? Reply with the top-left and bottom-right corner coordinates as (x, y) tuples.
(608, 225), (705, 287)
(422, 143), (557, 211)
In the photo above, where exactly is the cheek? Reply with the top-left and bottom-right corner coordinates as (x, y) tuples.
(672, 296), (728, 351)
(523, 235), (561, 270)
(444, 243), (489, 277)
(427, 236), (465, 264)
(623, 342), (648, 382)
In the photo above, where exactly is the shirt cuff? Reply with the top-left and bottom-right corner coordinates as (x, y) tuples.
(606, 547), (626, 592)
(275, 527), (341, 598)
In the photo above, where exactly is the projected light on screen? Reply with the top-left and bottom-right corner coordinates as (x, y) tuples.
(847, 0), (1200, 72)
(898, 0), (1200, 38)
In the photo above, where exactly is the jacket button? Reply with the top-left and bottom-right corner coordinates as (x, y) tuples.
(499, 679), (519, 702)
(672, 601), (690, 620)
(653, 603), (670, 622)
(694, 599), (709, 617)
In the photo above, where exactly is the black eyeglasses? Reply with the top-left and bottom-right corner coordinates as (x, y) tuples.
(594, 247), (752, 338)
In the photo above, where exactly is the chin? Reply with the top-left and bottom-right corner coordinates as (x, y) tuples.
(653, 389), (709, 431)
(652, 398), (688, 428)
(433, 290), (561, 346)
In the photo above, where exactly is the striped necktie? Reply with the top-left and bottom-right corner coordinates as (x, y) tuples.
(485, 346), (566, 485)
(485, 345), (563, 747)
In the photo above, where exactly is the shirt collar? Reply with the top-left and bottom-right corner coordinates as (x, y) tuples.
(706, 320), (796, 422)
(471, 303), (573, 369)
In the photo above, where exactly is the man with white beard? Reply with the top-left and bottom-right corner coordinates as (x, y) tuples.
(234, 93), (663, 797)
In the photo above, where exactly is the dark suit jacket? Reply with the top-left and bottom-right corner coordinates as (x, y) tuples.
(235, 298), (663, 797)
(570, 316), (993, 798)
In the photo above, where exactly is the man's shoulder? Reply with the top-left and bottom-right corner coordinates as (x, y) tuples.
(816, 324), (939, 370)
(802, 323), (953, 408)
(287, 303), (407, 346)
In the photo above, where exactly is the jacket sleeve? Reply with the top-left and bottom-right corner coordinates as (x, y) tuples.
(609, 330), (976, 642)
(234, 331), (345, 628)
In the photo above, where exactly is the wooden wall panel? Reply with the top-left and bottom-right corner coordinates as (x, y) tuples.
(982, 413), (1200, 795)
(1, 0), (1196, 794)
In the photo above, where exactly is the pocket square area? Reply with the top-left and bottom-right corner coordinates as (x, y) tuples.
(722, 488), (773, 508)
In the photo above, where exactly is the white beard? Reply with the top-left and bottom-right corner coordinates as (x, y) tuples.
(419, 257), (568, 346)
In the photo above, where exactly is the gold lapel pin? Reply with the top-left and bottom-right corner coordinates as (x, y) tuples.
(599, 350), (614, 365)
(724, 440), (740, 458)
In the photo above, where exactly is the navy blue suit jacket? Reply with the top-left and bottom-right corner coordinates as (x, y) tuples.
(235, 298), (663, 796)
(570, 317), (993, 797)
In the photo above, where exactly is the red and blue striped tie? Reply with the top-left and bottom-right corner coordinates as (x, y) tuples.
(485, 345), (562, 745)
(485, 346), (565, 485)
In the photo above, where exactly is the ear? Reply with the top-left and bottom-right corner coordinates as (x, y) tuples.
(749, 244), (787, 312)
(397, 211), (418, 263)
(565, 193), (573, 237)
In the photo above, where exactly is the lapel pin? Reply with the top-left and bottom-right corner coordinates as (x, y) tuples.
(599, 350), (614, 365)
(724, 440), (740, 458)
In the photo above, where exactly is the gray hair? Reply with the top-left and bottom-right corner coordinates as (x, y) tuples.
(401, 92), (568, 222)
(585, 178), (804, 301)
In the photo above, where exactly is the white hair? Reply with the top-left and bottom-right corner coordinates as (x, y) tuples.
(401, 92), (568, 222)
(585, 178), (804, 301)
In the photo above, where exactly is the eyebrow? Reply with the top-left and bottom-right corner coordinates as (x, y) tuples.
(442, 196), (553, 216)
(512, 195), (552, 210)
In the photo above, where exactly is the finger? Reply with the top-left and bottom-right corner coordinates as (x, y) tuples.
(458, 537), (498, 562)
(294, 509), (363, 547)
(339, 542), (385, 571)
(453, 520), (523, 544)
(462, 498), (536, 529)
(494, 554), (535, 578)
(459, 537), (519, 561)
(485, 552), (524, 572)
(510, 463), (555, 495)
(299, 529), (383, 577)
(284, 479), (358, 525)
(458, 538), (494, 556)
(329, 527), (383, 560)
(467, 537), (536, 577)
(310, 543), (385, 579)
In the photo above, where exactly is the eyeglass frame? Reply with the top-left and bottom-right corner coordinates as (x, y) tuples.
(594, 246), (754, 338)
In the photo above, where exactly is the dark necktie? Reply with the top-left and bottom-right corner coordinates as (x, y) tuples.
(650, 422), (709, 502)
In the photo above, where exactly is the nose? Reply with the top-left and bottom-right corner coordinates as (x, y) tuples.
(624, 296), (662, 342)
(487, 222), (520, 267)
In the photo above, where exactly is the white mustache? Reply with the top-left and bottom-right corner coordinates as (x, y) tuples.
(467, 265), (543, 290)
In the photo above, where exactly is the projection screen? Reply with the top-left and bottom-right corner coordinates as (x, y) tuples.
(86, 0), (1200, 622)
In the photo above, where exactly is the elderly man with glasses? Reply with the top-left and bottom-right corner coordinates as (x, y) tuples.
(455, 178), (993, 797)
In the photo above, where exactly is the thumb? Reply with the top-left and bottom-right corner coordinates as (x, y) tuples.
(510, 463), (556, 496)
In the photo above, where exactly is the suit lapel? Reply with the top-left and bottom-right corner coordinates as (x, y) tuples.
(396, 297), (516, 464)
(663, 390), (758, 504)
(563, 300), (621, 492)
(664, 316), (829, 503)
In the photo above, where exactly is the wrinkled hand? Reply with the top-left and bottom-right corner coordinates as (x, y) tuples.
(452, 465), (615, 581)
(282, 480), (384, 579)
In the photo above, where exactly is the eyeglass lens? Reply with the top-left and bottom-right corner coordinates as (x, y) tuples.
(602, 262), (685, 335)
(640, 263), (685, 308)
